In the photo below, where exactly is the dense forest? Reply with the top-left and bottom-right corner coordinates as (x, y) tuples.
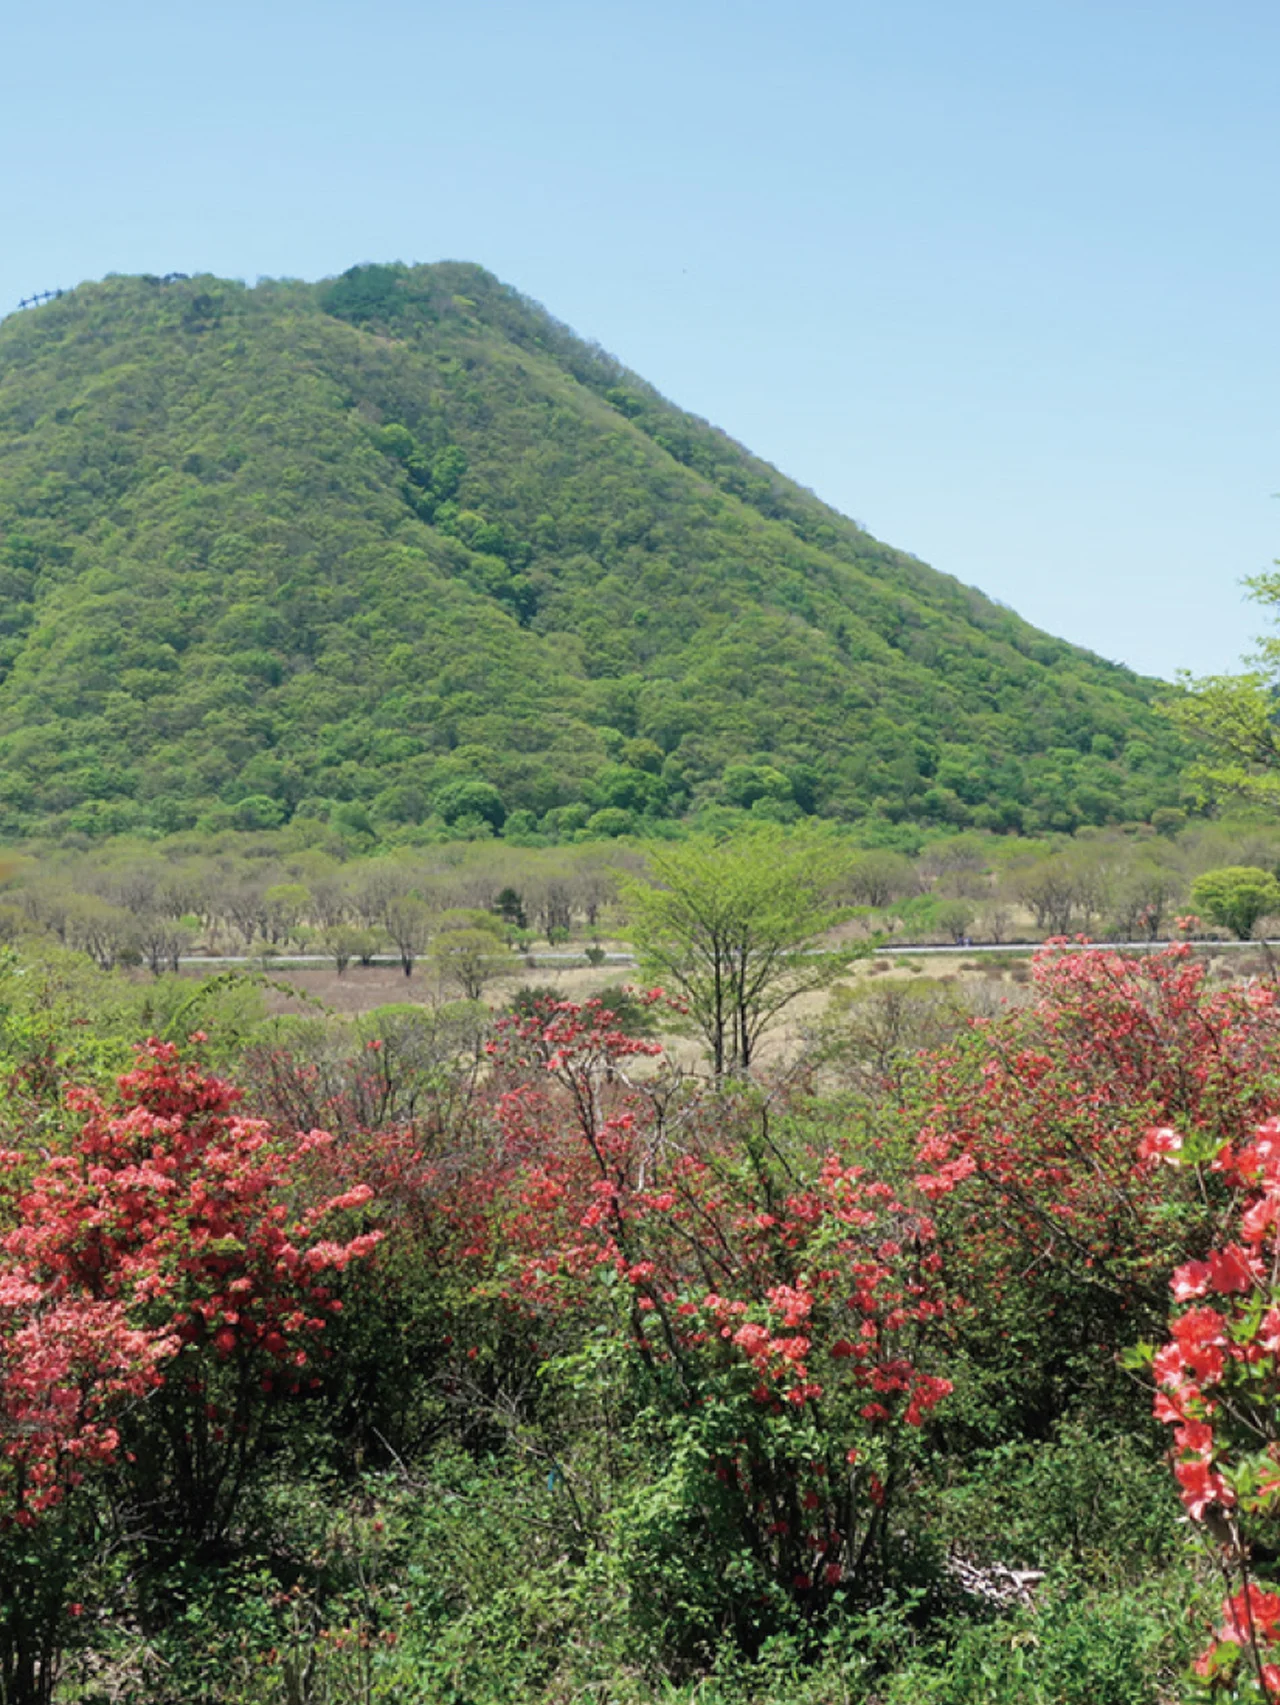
(0, 264), (1185, 845)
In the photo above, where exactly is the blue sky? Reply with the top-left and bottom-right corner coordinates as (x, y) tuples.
(1, 0), (1275, 681)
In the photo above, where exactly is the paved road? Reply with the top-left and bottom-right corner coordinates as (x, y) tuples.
(176, 939), (1257, 973)
(178, 951), (639, 969)
(871, 938), (1271, 956)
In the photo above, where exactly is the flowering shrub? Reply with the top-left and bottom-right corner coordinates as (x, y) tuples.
(1145, 1114), (1280, 1700)
(909, 944), (1280, 1436)
(0, 1286), (171, 1527)
(0, 1040), (381, 1705)
(6, 957), (1272, 1696)
(439, 997), (958, 1655)
(917, 942), (1280, 1270)
(2, 1042), (381, 1531)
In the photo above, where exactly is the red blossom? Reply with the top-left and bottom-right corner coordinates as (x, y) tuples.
(0, 1041), (381, 1528)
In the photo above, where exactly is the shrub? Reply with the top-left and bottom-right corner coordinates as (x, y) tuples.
(0, 1041), (381, 1700)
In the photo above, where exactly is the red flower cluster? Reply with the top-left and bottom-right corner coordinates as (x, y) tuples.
(1152, 1115), (1280, 1695)
(0, 1041), (381, 1528)
(440, 994), (957, 1609)
(914, 944), (1280, 1312)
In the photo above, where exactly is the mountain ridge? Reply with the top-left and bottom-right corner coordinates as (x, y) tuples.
(0, 261), (1183, 842)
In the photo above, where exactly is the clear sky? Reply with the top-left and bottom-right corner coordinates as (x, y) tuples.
(1, 0), (1275, 682)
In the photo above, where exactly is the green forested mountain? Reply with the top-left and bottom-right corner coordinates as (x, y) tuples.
(0, 262), (1182, 842)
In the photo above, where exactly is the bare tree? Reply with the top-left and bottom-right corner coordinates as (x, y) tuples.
(101, 858), (161, 916)
(66, 896), (138, 971)
(135, 914), (195, 976)
(814, 981), (970, 1100)
(350, 863), (411, 930)
(571, 852), (621, 930)
(222, 881), (271, 951)
(844, 851), (918, 909)
(308, 875), (351, 930)
(156, 864), (206, 922)
(1110, 857), (1186, 942)
(18, 880), (75, 944)
(981, 901), (1014, 944)
(263, 883), (311, 946)
(532, 879), (574, 942)
(1012, 859), (1081, 937)
(384, 895), (433, 977)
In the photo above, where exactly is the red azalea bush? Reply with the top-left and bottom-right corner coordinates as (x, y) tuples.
(909, 944), (1280, 1436)
(1, 1039), (382, 1540)
(0, 1283), (171, 1526)
(916, 943), (1280, 1278)
(418, 996), (960, 1655)
(0, 1039), (381, 1705)
(1147, 1113), (1280, 1700)
(7, 951), (1277, 1694)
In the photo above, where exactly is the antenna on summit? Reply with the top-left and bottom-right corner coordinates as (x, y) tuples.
(15, 289), (64, 311)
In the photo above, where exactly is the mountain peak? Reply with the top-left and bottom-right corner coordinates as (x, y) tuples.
(0, 265), (1180, 842)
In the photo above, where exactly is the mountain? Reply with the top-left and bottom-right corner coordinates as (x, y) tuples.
(0, 262), (1182, 843)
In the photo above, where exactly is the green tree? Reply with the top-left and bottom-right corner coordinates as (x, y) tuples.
(1165, 572), (1280, 810)
(1189, 865), (1280, 940)
(435, 780), (506, 832)
(720, 762), (793, 810)
(431, 927), (513, 1000)
(383, 894), (433, 976)
(932, 898), (975, 943)
(845, 850), (917, 908)
(321, 922), (383, 974)
(621, 830), (856, 1074)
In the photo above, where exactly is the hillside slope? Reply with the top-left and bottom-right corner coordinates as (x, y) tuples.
(0, 262), (1182, 840)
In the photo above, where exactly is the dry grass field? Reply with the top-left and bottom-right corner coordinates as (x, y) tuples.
(155, 948), (1046, 1076)
(157, 937), (1270, 1078)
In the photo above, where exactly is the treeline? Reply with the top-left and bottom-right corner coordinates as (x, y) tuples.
(844, 820), (1280, 945)
(2, 819), (1278, 981)
(0, 838), (640, 981)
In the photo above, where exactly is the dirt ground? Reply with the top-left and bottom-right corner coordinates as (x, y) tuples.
(165, 947), (1044, 1075)
(244, 957), (636, 1018)
(162, 952), (643, 1021)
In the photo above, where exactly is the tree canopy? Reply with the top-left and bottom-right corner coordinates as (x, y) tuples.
(622, 829), (857, 1073)
(1189, 865), (1280, 940)
(1164, 572), (1280, 813)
